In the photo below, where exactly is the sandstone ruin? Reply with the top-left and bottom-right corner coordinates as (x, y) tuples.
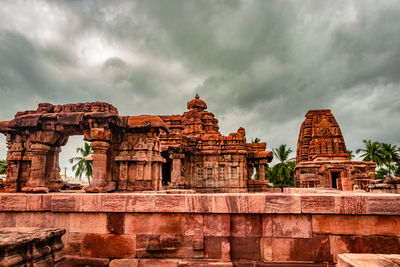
(0, 96), (272, 193)
(294, 109), (376, 190)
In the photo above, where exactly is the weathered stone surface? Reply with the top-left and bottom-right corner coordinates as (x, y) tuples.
(125, 214), (184, 235)
(313, 215), (400, 237)
(51, 195), (76, 212)
(107, 213), (125, 234)
(262, 215), (273, 237)
(155, 195), (186, 212)
(26, 194), (51, 211)
(184, 214), (203, 236)
(337, 253), (400, 267)
(204, 237), (230, 259)
(81, 233), (136, 258)
(126, 194), (156, 212)
(261, 235), (330, 262)
(329, 235), (400, 262)
(70, 213), (107, 234)
(0, 194), (27, 211)
(265, 195), (301, 213)
(203, 214), (230, 236)
(62, 255), (110, 267)
(335, 195), (366, 214)
(246, 194), (266, 213)
(109, 259), (139, 267)
(101, 194), (128, 212)
(301, 195), (335, 214)
(231, 215), (261, 237)
(0, 227), (65, 267)
(139, 259), (178, 267)
(272, 215), (312, 238)
(230, 237), (260, 260)
(366, 195), (400, 215)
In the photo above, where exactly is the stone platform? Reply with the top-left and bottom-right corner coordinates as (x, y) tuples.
(0, 190), (400, 266)
(0, 227), (65, 266)
(337, 253), (400, 267)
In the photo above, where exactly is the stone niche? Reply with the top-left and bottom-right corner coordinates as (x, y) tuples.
(294, 109), (376, 190)
(0, 97), (273, 193)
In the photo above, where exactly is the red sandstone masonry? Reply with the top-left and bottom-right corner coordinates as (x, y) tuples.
(1, 191), (400, 265)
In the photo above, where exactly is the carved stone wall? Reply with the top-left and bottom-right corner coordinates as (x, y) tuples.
(0, 98), (272, 193)
(295, 109), (375, 190)
(0, 103), (167, 193)
(159, 95), (273, 192)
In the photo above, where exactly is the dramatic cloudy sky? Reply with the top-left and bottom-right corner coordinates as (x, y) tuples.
(1, 0), (400, 175)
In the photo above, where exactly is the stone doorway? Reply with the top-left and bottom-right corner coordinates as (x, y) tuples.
(59, 135), (89, 188)
(331, 171), (341, 189)
(161, 151), (171, 185)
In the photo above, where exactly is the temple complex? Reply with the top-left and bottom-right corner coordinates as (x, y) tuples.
(0, 96), (272, 193)
(159, 94), (273, 192)
(294, 109), (376, 190)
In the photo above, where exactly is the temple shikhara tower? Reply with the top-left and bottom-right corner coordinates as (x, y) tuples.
(0, 95), (272, 193)
(159, 94), (273, 192)
(294, 109), (376, 190)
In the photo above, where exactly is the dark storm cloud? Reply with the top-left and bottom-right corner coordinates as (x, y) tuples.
(0, 0), (400, 168)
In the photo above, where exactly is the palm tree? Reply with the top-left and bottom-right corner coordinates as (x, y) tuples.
(380, 143), (400, 178)
(356, 140), (385, 167)
(69, 142), (93, 183)
(0, 160), (7, 174)
(270, 144), (294, 188)
(251, 137), (261, 143)
(347, 150), (355, 160)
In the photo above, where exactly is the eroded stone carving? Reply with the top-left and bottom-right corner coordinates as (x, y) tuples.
(0, 97), (272, 193)
(294, 109), (376, 190)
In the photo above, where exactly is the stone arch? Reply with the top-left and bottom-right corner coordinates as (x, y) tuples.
(0, 102), (167, 193)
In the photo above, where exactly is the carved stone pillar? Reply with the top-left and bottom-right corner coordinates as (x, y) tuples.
(84, 141), (114, 193)
(22, 143), (50, 193)
(258, 164), (266, 181)
(46, 146), (63, 192)
(171, 158), (182, 185)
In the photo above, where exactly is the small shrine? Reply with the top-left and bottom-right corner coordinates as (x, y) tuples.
(294, 109), (375, 190)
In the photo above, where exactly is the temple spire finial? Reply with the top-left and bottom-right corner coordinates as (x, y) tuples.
(195, 93), (199, 99)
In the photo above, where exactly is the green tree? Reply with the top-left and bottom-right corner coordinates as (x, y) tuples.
(0, 160), (7, 174)
(270, 144), (294, 188)
(375, 168), (388, 180)
(347, 150), (354, 160)
(380, 143), (400, 178)
(251, 137), (261, 143)
(356, 140), (385, 167)
(69, 142), (93, 183)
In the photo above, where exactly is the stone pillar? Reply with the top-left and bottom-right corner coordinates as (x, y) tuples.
(84, 141), (114, 193)
(46, 146), (63, 192)
(171, 158), (182, 185)
(258, 164), (266, 181)
(22, 143), (50, 193)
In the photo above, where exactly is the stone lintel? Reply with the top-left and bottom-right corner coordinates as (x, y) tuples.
(0, 192), (399, 215)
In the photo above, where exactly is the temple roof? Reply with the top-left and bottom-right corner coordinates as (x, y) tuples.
(187, 94), (207, 111)
(126, 115), (168, 131)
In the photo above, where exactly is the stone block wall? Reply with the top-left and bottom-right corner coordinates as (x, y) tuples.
(0, 192), (400, 266)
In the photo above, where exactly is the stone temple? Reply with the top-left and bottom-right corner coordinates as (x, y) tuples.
(294, 109), (376, 190)
(0, 95), (272, 193)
